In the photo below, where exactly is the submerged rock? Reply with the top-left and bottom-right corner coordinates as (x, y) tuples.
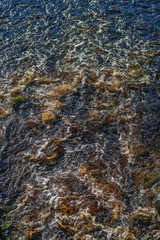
(0, 106), (11, 120)
(29, 152), (59, 164)
(42, 111), (56, 123)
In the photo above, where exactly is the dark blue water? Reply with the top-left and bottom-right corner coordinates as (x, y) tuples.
(0, 1), (160, 239)
(0, 0), (159, 80)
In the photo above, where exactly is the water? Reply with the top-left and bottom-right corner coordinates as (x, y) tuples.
(0, 0), (160, 239)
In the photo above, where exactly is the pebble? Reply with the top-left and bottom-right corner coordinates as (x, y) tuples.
(42, 111), (56, 122)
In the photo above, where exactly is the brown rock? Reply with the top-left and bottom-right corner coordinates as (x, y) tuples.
(42, 111), (56, 122)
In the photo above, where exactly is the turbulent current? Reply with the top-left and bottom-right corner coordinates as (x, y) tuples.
(0, 0), (160, 239)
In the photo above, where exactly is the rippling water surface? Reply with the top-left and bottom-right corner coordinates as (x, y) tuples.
(0, 0), (160, 239)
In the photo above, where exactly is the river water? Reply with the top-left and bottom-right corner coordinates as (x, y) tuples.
(0, 0), (160, 239)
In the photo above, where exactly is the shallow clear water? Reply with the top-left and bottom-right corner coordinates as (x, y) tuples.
(0, 0), (160, 239)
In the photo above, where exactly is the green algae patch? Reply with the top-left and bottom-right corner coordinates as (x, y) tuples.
(0, 136), (3, 144)
(1, 216), (12, 232)
(136, 165), (160, 188)
(0, 206), (12, 239)
(12, 95), (26, 109)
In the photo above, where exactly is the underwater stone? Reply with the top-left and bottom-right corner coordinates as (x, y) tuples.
(42, 111), (56, 122)
(0, 107), (11, 119)
(29, 152), (59, 164)
(10, 87), (22, 97)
